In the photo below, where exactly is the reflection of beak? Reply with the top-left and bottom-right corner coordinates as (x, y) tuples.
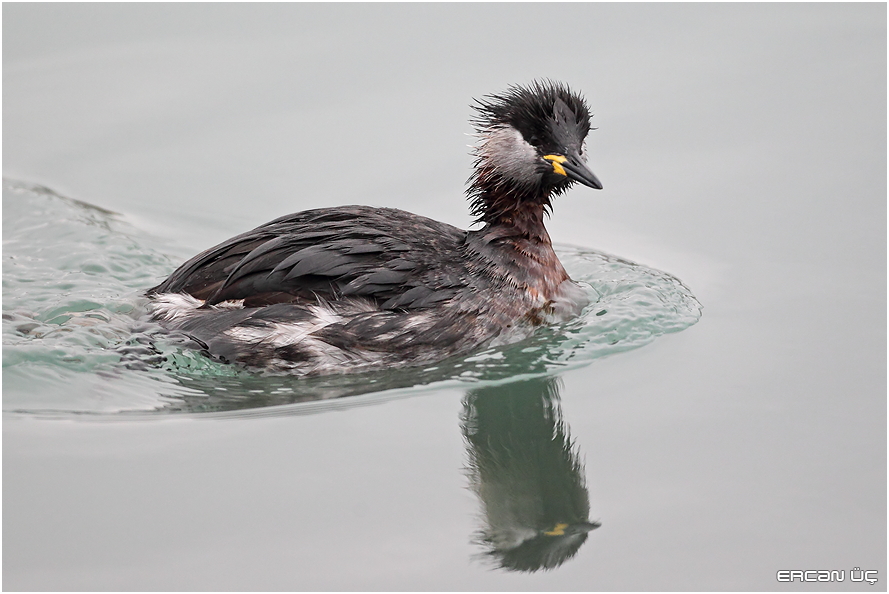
(543, 520), (602, 536)
(543, 153), (603, 190)
(574, 520), (602, 534)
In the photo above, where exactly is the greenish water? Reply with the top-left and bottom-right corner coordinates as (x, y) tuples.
(3, 178), (701, 416)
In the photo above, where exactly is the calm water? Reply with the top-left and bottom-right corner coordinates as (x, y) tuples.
(4, 4), (885, 590)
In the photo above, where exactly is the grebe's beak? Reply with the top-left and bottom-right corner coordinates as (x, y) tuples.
(543, 153), (603, 190)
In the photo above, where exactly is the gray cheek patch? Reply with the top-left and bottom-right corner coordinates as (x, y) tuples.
(480, 126), (540, 185)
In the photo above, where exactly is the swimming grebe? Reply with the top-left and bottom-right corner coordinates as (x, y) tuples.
(147, 81), (603, 374)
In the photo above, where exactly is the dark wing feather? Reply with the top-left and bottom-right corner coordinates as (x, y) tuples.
(149, 206), (470, 309)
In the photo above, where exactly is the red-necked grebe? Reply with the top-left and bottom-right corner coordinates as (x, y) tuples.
(147, 80), (603, 374)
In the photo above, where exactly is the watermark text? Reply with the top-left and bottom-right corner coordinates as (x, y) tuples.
(777, 568), (878, 585)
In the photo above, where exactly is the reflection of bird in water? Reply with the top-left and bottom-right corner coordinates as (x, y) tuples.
(461, 376), (600, 572)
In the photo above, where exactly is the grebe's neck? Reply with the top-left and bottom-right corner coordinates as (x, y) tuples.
(468, 167), (555, 242)
(481, 199), (553, 244)
(468, 175), (570, 300)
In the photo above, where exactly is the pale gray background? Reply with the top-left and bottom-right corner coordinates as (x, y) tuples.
(4, 3), (885, 590)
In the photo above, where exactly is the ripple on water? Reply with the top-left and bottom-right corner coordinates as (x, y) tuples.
(2, 179), (702, 417)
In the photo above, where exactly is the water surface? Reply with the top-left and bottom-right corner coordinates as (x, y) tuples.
(4, 178), (700, 416)
(4, 3), (884, 590)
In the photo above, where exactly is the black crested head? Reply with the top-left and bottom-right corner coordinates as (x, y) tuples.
(467, 80), (602, 229)
(473, 81), (591, 154)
